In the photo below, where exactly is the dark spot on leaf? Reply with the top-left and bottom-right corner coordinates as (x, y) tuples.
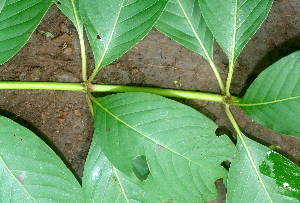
(57, 0), (61, 5)
(20, 138), (23, 141)
(132, 155), (150, 182)
(169, 198), (173, 202)
(96, 34), (101, 39)
(112, 176), (116, 184)
(16, 176), (24, 184)
(13, 135), (16, 137)
(106, 127), (110, 132)
(156, 144), (164, 152)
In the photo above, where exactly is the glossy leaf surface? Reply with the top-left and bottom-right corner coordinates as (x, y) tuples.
(82, 133), (163, 202)
(227, 135), (300, 202)
(239, 51), (300, 137)
(0, 0), (52, 64)
(199, 0), (272, 62)
(0, 116), (83, 202)
(80, 0), (168, 73)
(155, 0), (213, 60)
(93, 92), (239, 202)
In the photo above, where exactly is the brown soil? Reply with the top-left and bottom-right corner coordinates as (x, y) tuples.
(0, 1), (300, 202)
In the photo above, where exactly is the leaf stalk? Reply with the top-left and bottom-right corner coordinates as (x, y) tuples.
(225, 105), (273, 203)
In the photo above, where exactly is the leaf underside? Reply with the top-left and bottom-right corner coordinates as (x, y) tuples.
(199, 0), (273, 62)
(155, 0), (213, 60)
(227, 135), (300, 202)
(79, 0), (168, 73)
(0, 0), (52, 65)
(82, 134), (163, 202)
(93, 92), (239, 202)
(240, 50), (300, 137)
(0, 116), (83, 202)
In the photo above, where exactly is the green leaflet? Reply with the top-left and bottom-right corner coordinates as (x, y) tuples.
(155, 0), (213, 60)
(79, 0), (168, 74)
(199, 0), (273, 62)
(239, 51), (300, 137)
(0, 116), (83, 202)
(0, 0), (52, 65)
(93, 92), (239, 202)
(82, 133), (163, 203)
(227, 134), (300, 202)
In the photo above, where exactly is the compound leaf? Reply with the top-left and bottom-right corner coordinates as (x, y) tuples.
(155, 0), (213, 60)
(82, 133), (163, 203)
(0, 116), (83, 202)
(239, 50), (300, 137)
(199, 0), (272, 62)
(93, 92), (239, 202)
(0, 0), (52, 65)
(227, 134), (300, 202)
(80, 0), (168, 74)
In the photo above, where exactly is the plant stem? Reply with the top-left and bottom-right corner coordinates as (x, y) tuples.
(208, 58), (225, 93)
(79, 32), (87, 82)
(225, 1), (238, 96)
(0, 81), (85, 92)
(90, 84), (225, 102)
(225, 105), (273, 203)
(72, 2), (87, 82)
(87, 70), (97, 84)
(225, 61), (234, 96)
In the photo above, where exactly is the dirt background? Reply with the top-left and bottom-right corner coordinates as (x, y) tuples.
(0, 1), (300, 202)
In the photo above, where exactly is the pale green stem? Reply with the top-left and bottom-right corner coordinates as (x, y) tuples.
(71, 1), (87, 82)
(79, 32), (87, 82)
(88, 70), (97, 84)
(225, 105), (273, 203)
(208, 57), (225, 93)
(0, 81), (85, 92)
(225, 0), (238, 96)
(225, 61), (234, 96)
(90, 84), (225, 102)
(86, 92), (94, 116)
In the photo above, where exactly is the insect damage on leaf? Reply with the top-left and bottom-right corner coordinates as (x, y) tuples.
(132, 155), (150, 182)
(96, 34), (101, 39)
(57, 0), (61, 5)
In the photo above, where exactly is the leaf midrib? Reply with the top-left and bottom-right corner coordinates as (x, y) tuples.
(237, 95), (300, 107)
(0, 156), (36, 202)
(93, 98), (226, 176)
(95, 0), (125, 72)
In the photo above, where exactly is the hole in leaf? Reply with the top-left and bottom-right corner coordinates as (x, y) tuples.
(57, 0), (61, 5)
(132, 155), (150, 182)
(96, 34), (101, 39)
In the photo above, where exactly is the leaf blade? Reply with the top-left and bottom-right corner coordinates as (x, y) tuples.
(155, 0), (213, 60)
(0, 0), (52, 65)
(227, 135), (300, 202)
(82, 133), (163, 203)
(93, 92), (239, 202)
(199, 0), (273, 61)
(79, 0), (168, 73)
(239, 50), (300, 137)
(0, 116), (83, 202)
